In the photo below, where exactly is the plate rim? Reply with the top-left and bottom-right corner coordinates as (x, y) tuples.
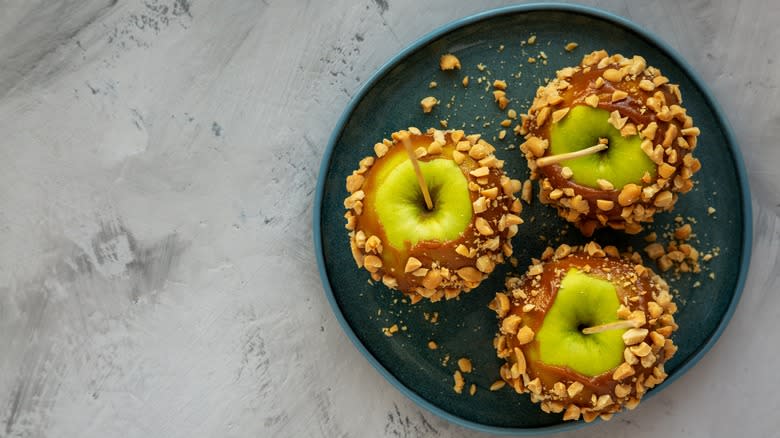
(312, 2), (753, 435)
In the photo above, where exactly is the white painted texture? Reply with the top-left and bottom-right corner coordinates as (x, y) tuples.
(0, 0), (778, 437)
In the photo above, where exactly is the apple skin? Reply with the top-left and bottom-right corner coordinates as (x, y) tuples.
(550, 105), (656, 190)
(534, 268), (626, 377)
(374, 159), (472, 249)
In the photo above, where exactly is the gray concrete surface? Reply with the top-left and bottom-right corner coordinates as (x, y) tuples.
(0, 0), (778, 437)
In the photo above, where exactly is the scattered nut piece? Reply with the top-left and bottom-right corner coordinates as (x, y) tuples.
(516, 326), (535, 345)
(602, 68), (624, 82)
(618, 184), (641, 206)
(607, 110), (628, 130)
(552, 108), (570, 123)
(420, 96), (439, 113)
(458, 358), (473, 373)
(453, 370), (465, 393)
(597, 179), (614, 191)
(440, 54), (461, 70)
(611, 90), (629, 102)
(596, 199), (614, 211)
(630, 342), (652, 357)
(674, 224), (692, 240)
(624, 347), (639, 365)
(622, 328), (649, 346)
(612, 362), (636, 380)
(521, 180), (533, 203)
(457, 266), (482, 282)
(364, 255), (383, 273)
(404, 257), (422, 273)
(644, 243), (665, 259)
(501, 314), (522, 335)
(475, 217), (494, 236)
(490, 380), (506, 391)
(476, 255), (496, 273)
(374, 142), (388, 157)
(563, 405), (581, 421)
(567, 381), (584, 397)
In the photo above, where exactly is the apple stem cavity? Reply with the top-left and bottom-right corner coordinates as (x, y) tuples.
(400, 132), (435, 211)
(581, 319), (639, 335)
(536, 143), (608, 168)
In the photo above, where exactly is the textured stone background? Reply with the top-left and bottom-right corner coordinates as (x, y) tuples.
(0, 0), (777, 437)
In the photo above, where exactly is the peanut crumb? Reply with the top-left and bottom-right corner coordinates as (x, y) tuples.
(457, 357), (473, 373)
(493, 79), (508, 90)
(428, 341), (438, 350)
(440, 54), (461, 70)
(565, 42), (579, 52)
(420, 96), (439, 113)
(382, 324), (399, 337)
(453, 370), (465, 394)
(489, 380), (506, 391)
(521, 179), (533, 204)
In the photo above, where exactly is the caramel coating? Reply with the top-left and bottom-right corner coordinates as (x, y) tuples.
(344, 128), (522, 302)
(519, 51), (702, 236)
(491, 242), (679, 422)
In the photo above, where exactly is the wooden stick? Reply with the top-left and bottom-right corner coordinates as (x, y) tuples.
(400, 133), (434, 211)
(581, 319), (639, 335)
(536, 143), (608, 167)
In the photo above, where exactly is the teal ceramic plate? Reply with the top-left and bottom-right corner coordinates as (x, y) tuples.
(314, 3), (751, 435)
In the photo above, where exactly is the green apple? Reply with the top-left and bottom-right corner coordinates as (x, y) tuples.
(374, 159), (472, 249)
(534, 268), (626, 377)
(550, 105), (656, 189)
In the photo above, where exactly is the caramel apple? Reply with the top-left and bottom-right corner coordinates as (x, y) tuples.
(344, 128), (523, 302)
(491, 242), (679, 422)
(518, 50), (702, 236)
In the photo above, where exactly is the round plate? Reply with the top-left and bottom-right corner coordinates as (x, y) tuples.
(313, 3), (751, 435)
